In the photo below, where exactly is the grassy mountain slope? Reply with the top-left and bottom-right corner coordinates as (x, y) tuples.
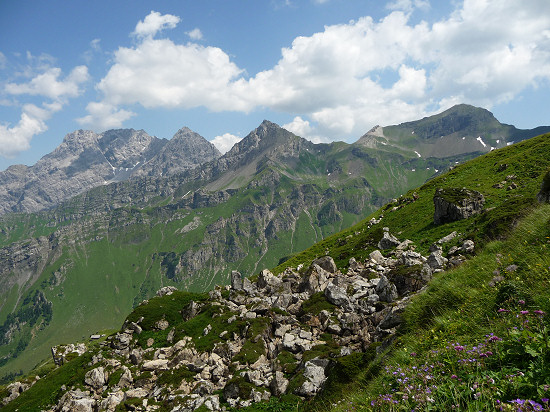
(363, 104), (550, 158)
(2, 130), (548, 411)
(276, 132), (550, 272)
(0, 122), (440, 378)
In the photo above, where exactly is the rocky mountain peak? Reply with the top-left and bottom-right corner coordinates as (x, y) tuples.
(0, 126), (220, 215)
(225, 120), (302, 158)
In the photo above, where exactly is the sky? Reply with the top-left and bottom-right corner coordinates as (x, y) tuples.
(0, 0), (549, 170)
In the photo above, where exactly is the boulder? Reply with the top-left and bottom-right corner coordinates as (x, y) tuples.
(399, 251), (424, 266)
(369, 250), (386, 265)
(378, 232), (400, 250)
(375, 275), (398, 303)
(142, 359), (169, 371)
(257, 269), (282, 290)
(270, 371), (289, 396)
(378, 300), (408, 330)
(462, 239), (475, 253)
(182, 300), (201, 321)
(299, 264), (330, 295)
(296, 358), (330, 397)
(117, 366), (133, 388)
(433, 188), (485, 224)
(100, 390), (124, 412)
(156, 286), (178, 297)
(231, 270), (243, 290)
(84, 367), (107, 389)
(154, 318), (169, 330)
(324, 284), (351, 308)
(2, 382), (28, 405)
(56, 389), (95, 412)
(312, 256), (338, 274)
(437, 231), (458, 244)
(427, 252), (448, 270)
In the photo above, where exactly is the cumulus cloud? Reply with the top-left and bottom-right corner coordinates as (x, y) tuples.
(283, 116), (313, 137)
(6, 66), (89, 100)
(80, 12), (246, 129)
(0, 103), (60, 157)
(84, 2), (550, 140)
(187, 28), (203, 40)
(77, 102), (135, 130)
(1, 62), (89, 157)
(210, 133), (242, 154)
(132, 11), (180, 39)
(283, 116), (330, 143)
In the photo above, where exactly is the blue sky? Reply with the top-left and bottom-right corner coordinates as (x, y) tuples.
(1, 0), (549, 170)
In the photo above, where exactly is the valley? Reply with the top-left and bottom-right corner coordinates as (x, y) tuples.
(0, 105), (549, 411)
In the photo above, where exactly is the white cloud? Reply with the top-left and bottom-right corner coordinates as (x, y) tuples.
(81, 13), (247, 129)
(99, 40), (244, 110)
(282, 116), (329, 143)
(77, 102), (135, 130)
(0, 103), (60, 157)
(187, 28), (203, 40)
(210, 133), (242, 154)
(84, 3), (550, 140)
(1, 63), (89, 157)
(5, 65), (89, 100)
(282, 116), (312, 137)
(132, 10), (180, 39)
(0, 51), (6, 69)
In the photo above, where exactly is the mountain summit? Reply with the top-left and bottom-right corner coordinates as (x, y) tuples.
(358, 104), (550, 158)
(0, 128), (219, 215)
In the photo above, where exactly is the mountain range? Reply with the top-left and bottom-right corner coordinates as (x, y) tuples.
(0, 127), (220, 215)
(0, 103), (549, 381)
(1, 108), (549, 411)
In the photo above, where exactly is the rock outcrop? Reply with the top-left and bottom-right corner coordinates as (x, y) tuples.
(433, 188), (485, 224)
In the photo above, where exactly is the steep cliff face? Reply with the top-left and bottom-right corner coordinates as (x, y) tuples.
(130, 127), (221, 178)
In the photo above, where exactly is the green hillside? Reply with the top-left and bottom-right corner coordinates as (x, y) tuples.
(0, 123), (445, 378)
(2, 132), (548, 411)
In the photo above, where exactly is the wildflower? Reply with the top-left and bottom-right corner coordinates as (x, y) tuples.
(450, 374), (458, 379)
(488, 335), (502, 342)
(542, 398), (549, 403)
(534, 310), (546, 316)
(520, 310), (530, 315)
(518, 299), (525, 305)
(497, 308), (510, 313)
(454, 345), (465, 351)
